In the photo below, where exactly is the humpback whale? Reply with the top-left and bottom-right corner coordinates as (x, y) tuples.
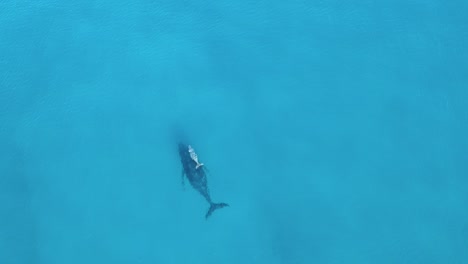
(178, 143), (229, 219)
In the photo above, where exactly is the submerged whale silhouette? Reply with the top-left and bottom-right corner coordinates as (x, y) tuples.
(178, 143), (229, 219)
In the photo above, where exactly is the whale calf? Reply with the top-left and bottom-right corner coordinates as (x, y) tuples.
(177, 142), (228, 219)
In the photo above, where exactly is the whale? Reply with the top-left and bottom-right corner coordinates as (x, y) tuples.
(177, 142), (229, 219)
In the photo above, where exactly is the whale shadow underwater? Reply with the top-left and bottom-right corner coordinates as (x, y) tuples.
(177, 142), (229, 219)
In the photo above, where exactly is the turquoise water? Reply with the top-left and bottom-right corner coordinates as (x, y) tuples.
(1, 1), (467, 263)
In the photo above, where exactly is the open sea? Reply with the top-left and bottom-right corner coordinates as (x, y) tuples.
(1, 0), (467, 263)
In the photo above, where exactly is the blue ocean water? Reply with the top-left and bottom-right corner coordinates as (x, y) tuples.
(1, 0), (467, 263)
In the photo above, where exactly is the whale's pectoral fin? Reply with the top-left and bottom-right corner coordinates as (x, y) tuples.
(181, 169), (186, 190)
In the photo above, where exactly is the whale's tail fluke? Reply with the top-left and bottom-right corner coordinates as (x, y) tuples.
(206, 202), (229, 219)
